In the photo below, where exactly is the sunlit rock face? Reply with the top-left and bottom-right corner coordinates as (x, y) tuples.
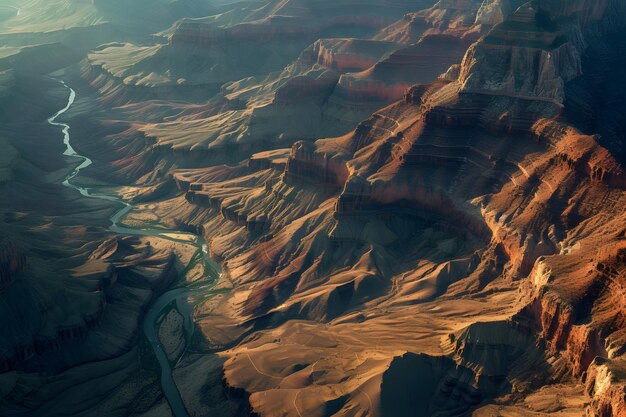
(116, 1), (626, 416)
(458, 3), (583, 103)
(1, 0), (626, 416)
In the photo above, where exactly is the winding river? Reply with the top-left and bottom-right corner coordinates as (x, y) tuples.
(48, 80), (219, 417)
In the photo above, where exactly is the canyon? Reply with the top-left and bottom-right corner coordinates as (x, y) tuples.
(0, 0), (625, 416)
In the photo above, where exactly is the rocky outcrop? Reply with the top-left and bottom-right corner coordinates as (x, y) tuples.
(272, 70), (338, 105)
(284, 141), (349, 189)
(183, 1), (626, 414)
(336, 29), (468, 105)
(458, 4), (583, 104)
(376, 0), (485, 43)
(585, 358), (626, 417)
(13, 0), (625, 416)
(305, 38), (400, 72)
(475, 0), (527, 26)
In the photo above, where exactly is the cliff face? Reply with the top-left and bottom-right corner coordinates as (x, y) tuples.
(81, 0), (521, 163)
(8, 0), (625, 416)
(105, 1), (626, 416)
(457, 3), (582, 103)
(76, 1), (433, 162)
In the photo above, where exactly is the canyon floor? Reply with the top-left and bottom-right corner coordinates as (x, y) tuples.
(0, 1), (625, 417)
